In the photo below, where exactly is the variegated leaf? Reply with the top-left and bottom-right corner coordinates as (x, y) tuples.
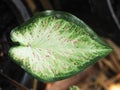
(9, 10), (112, 82)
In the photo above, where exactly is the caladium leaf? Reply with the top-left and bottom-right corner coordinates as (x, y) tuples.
(9, 10), (112, 82)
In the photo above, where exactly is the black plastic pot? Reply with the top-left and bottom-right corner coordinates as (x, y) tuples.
(89, 0), (120, 45)
(0, 0), (34, 89)
(89, 0), (120, 33)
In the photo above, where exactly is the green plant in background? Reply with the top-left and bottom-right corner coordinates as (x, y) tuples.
(9, 10), (112, 82)
(70, 85), (80, 90)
